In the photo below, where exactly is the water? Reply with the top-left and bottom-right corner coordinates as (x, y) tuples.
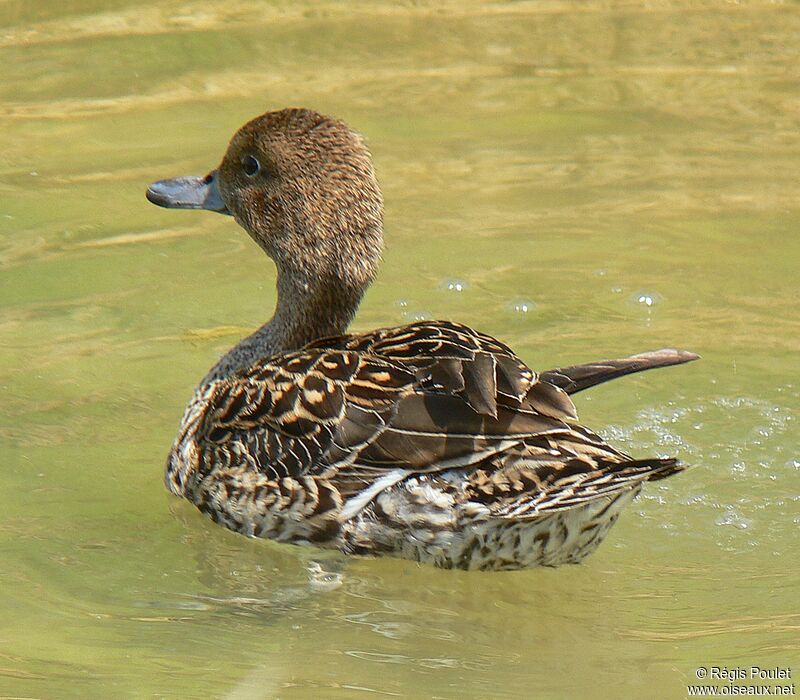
(1, 2), (798, 697)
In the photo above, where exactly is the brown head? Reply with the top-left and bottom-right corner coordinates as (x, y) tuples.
(147, 108), (384, 350)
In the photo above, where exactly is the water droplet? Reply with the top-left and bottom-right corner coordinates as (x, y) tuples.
(715, 505), (751, 530)
(404, 309), (431, 322)
(441, 279), (467, 293)
(630, 290), (663, 308)
(509, 299), (536, 314)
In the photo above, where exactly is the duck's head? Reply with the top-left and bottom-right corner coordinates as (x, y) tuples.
(147, 108), (384, 299)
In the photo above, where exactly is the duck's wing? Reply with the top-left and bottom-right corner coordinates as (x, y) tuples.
(192, 321), (686, 522)
(194, 321), (597, 497)
(307, 320), (575, 418)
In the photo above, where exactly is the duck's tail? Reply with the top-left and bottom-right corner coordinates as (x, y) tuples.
(540, 348), (699, 395)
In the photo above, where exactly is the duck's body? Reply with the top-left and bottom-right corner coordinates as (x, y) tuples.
(148, 108), (697, 570)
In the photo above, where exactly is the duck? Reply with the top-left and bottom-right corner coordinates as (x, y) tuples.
(146, 108), (698, 571)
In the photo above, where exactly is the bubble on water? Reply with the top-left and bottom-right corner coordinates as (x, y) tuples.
(594, 269), (608, 277)
(680, 493), (709, 506)
(611, 286), (623, 294)
(395, 299), (409, 308)
(715, 505), (752, 530)
(403, 309), (431, 322)
(441, 279), (467, 293)
(630, 290), (663, 308)
(508, 299), (536, 314)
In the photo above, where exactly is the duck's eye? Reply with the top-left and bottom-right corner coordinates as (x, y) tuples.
(242, 155), (260, 177)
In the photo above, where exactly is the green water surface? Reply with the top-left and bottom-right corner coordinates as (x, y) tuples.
(1, 2), (798, 698)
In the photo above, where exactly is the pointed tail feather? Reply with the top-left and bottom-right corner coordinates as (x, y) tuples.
(540, 348), (699, 395)
(637, 457), (688, 482)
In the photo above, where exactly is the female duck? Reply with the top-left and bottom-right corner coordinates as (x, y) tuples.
(147, 108), (697, 571)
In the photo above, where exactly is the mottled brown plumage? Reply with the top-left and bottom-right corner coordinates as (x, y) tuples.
(148, 108), (698, 570)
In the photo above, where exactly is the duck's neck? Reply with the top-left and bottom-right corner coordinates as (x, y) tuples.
(201, 264), (363, 384)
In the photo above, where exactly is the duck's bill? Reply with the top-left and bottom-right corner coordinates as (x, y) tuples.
(146, 170), (230, 215)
